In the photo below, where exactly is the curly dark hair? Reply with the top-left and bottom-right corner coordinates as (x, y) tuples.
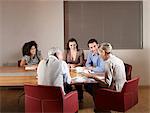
(22, 41), (38, 56)
(66, 38), (79, 51)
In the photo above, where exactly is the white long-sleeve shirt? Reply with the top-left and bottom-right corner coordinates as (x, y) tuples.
(61, 60), (72, 84)
(105, 54), (126, 92)
(37, 56), (66, 94)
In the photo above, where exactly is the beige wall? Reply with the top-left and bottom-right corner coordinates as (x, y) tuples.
(0, 0), (64, 65)
(0, 0), (150, 86)
(0, 2), (2, 65)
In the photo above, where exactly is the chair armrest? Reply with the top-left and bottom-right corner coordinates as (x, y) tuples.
(96, 88), (119, 94)
(64, 91), (78, 99)
(64, 91), (78, 113)
(94, 88), (122, 103)
(94, 88), (123, 111)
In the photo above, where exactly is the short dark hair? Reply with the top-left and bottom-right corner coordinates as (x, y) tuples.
(87, 38), (98, 47)
(22, 41), (38, 56)
(66, 38), (79, 51)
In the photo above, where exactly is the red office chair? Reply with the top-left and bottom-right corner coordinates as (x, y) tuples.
(124, 63), (132, 80)
(24, 84), (78, 113)
(94, 76), (140, 112)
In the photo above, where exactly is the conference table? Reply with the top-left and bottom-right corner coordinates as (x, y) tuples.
(0, 66), (105, 113)
(0, 66), (105, 86)
(70, 68), (105, 84)
(0, 66), (37, 86)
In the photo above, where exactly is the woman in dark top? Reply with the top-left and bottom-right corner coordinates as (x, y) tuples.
(64, 38), (84, 68)
(64, 38), (84, 102)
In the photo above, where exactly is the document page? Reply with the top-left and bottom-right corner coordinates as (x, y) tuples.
(25, 66), (36, 71)
(71, 76), (88, 83)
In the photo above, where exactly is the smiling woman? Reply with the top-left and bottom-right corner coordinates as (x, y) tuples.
(19, 41), (42, 68)
(64, 38), (84, 68)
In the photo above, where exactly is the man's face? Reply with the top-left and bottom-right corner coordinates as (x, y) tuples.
(88, 42), (99, 54)
(98, 48), (107, 61)
(98, 49), (105, 60)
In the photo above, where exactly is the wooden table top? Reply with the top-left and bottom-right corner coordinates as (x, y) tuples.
(0, 66), (35, 73)
(0, 66), (105, 86)
(0, 76), (37, 86)
(70, 69), (105, 84)
(0, 66), (37, 86)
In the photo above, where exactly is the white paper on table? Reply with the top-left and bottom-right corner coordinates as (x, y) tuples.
(25, 66), (36, 70)
(71, 76), (87, 83)
(83, 69), (95, 74)
(75, 67), (84, 73)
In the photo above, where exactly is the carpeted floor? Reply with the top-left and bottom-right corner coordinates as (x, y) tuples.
(0, 86), (150, 113)
(79, 86), (150, 113)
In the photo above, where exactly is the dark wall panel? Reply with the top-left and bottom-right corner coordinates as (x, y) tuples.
(64, 1), (143, 49)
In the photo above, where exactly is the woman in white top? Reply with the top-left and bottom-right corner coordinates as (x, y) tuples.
(37, 47), (71, 94)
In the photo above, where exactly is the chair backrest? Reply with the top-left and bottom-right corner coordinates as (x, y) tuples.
(124, 63), (132, 80)
(24, 84), (64, 113)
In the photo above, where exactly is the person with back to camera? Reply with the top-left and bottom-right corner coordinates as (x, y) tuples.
(37, 47), (72, 94)
(20, 41), (42, 69)
(84, 38), (105, 96)
(64, 38), (84, 102)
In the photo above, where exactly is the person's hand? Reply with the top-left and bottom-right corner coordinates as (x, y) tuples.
(70, 64), (76, 68)
(68, 64), (76, 68)
(87, 66), (94, 70)
(84, 73), (93, 78)
(32, 65), (38, 70)
(82, 66), (87, 70)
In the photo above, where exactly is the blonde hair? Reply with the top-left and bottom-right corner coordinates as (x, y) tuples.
(99, 42), (112, 53)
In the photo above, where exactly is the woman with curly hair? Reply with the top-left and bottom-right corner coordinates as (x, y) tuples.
(20, 41), (42, 68)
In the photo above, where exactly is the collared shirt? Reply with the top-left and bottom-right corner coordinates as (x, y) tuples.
(105, 54), (126, 92)
(37, 56), (67, 94)
(86, 51), (105, 72)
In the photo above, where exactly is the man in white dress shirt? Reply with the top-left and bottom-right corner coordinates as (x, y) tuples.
(37, 47), (71, 94)
(98, 42), (126, 92)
